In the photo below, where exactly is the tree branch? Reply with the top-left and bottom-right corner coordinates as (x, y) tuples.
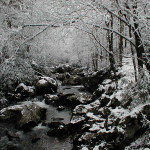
(22, 24), (60, 28)
(93, 25), (136, 47)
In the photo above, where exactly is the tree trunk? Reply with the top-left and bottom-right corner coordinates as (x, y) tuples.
(132, 2), (145, 72)
(107, 15), (116, 72)
(129, 27), (138, 81)
(118, 18), (124, 67)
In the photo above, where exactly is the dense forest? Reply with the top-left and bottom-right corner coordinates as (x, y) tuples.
(0, 0), (150, 150)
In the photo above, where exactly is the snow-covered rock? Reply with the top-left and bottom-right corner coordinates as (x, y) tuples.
(35, 77), (57, 95)
(57, 93), (92, 108)
(15, 83), (35, 97)
(54, 64), (73, 73)
(82, 67), (113, 92)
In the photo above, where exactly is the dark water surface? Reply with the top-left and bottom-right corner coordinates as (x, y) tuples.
(0, 102), (73, 150)
(0, 85), (87, 150)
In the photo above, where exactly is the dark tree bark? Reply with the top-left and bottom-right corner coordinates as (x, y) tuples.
(129, 27), (138, 81)
(118, 17), (124, 67)
(106, 14), (116, 72)
(132, 2), (146, 72)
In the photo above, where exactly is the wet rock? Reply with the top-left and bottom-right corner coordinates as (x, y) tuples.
(35, 77), (57, 95)
(57, 106), (65, 111)
(74, 132), (98, 144)
(55, 73), (65, 81)
(7, 142), (21, 150)
(99, 94), (111, 107)
(57, 93), (91, 108)
(92, 85), (105, 100)
(104, 82), (116, 95)
(15, 83), (35, 98)
(65, 94), (92, 107)
(78, 94), (92, 104)
(68, 114), (87, 133)
(92, 82), (116, 101)
(109, 98), (121, 109)
(5, 130), (19, 141)
(73, 105), (91, 115)
(5, 93), (22, 102)
(82, 67), (112, 92)
(0, 97), (8, 108)
(0, 105), (23, 122)
(31, 137), (40, 143)
(14, 93), (22, 101)
(47, 122), (68, 136)
(0, 103), (46, 130)
(57, 93), (75, 107)
(73, 100), (100, 116)
(62, 74), (82, 85)
(44, 94), (59, 104)
(81, 124), (91, 132)
(54, 64), (73, 73)
(72, 67), (85, 75)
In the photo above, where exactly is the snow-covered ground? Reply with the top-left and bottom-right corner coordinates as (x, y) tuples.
(118, 57), (150, 150)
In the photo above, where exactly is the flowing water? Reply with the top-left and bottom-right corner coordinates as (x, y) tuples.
(0, 85), (87, 150)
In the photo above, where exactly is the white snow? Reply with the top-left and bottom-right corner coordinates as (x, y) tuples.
(81, 147), (89, 150)
(86, 112), (100, 121)
(93, 145), (100, 150)
(90, 100), (100, 108)
(89, 123), (100, 131)
(102, 79), (112, 85)
(38, 79), (47, 85)
(98, 126), (116, 133)
(32, 123), (48, 130)
(110, 107), (129, 118)
(71, 116), (85, 124)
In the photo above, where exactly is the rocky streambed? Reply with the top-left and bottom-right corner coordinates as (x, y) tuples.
(0, 64), (150, 150)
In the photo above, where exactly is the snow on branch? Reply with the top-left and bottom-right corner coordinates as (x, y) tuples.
(22, 24), (60, 28)
(92, 24), (136, 47)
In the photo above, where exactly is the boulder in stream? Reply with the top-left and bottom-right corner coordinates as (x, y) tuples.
(57, 93), (92, 108)
(62, 74), (82, 86)
(44, 94), (59, 105)
(54, 64), (73, 73)
(47, 122), (68, 136)
(0, 102), (46, 131)
(35, 77), (57, 95)
(15, 83), (35, 98)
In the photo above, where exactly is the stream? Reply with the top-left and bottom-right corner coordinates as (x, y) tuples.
(0, 85), (87, 150)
